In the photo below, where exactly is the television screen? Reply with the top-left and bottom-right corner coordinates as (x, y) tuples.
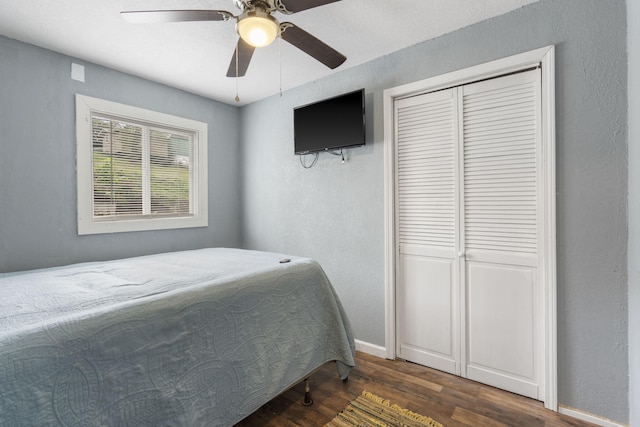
(294, 89), (365, 155)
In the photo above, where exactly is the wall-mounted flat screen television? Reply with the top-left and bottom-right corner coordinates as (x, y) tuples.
(294, 89), (365, 155)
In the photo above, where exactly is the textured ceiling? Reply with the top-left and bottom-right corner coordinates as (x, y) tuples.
(0, 0), (537, 105)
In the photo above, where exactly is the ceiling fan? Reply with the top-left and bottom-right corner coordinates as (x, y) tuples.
(121, 0), (347, 78)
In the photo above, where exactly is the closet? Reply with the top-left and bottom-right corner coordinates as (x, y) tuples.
(394, 68), (545, 400)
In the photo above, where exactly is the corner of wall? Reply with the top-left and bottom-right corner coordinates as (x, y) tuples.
(628, 0), (639, 425)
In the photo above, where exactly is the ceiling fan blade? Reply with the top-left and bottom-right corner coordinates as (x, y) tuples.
(280, 23), (346, 69)
(121, 10), (234, 24)
(226, 38), (256, 77)
(276, 0), (342, 14)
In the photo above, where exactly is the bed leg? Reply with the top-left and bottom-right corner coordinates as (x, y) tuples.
(303, 378), (313, 406)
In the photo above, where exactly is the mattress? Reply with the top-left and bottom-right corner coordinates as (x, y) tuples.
(0, 248), (355, 426)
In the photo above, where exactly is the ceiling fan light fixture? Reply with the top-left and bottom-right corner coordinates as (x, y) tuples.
(237, 12), (279, 47)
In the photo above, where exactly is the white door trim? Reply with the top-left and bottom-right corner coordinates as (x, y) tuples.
(383, 45), (557, 410)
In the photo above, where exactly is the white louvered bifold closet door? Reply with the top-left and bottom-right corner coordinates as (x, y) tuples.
(395, 88), (461, 374)
(396, 68), (543, 400)
(461, 69), (542, 399)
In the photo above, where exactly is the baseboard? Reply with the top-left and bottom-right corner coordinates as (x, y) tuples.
(354, 339), (387, 359)
(558, 405), (628, 427)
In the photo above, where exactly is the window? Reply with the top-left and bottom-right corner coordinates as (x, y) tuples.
(76, 95), (208, 234)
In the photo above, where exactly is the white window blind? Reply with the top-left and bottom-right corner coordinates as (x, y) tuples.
(91, 115), (193, 219)
(76, 95), (208, 235)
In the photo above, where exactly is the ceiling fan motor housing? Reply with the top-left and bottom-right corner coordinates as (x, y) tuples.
(234, 0), (276, 13)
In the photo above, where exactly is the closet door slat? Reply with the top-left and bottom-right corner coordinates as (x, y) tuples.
(396, 91), (457, 249)
(462, 73), (539, 255)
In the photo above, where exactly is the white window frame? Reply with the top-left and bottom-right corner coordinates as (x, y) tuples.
(76, 94), (208, 235)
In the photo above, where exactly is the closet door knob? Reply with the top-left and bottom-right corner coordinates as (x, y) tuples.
(458, 251), (466, 257)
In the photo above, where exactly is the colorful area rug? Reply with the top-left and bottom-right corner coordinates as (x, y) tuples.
(325, 390), (443, 427)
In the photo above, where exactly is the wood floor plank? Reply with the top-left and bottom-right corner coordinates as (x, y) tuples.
(356, 356), (444, 393)
(452, 406), (514, 427)
(235, 352), (599, 427)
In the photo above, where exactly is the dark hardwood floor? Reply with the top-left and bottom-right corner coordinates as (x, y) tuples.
(235, 351), (598, 427)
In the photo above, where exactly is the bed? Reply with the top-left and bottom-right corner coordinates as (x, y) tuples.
(0, 248), (355, 426)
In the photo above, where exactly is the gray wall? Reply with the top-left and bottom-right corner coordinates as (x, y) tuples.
(0, 36), (242, 272)
(628, 1), (639, 425)
(240, 0), (628, 423)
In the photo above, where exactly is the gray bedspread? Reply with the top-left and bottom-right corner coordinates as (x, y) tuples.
(0, 248), (355, 426)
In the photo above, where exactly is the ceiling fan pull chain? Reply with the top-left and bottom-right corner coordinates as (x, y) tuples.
(279, 33), (282, 97)
(235, 41), (240, 102)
